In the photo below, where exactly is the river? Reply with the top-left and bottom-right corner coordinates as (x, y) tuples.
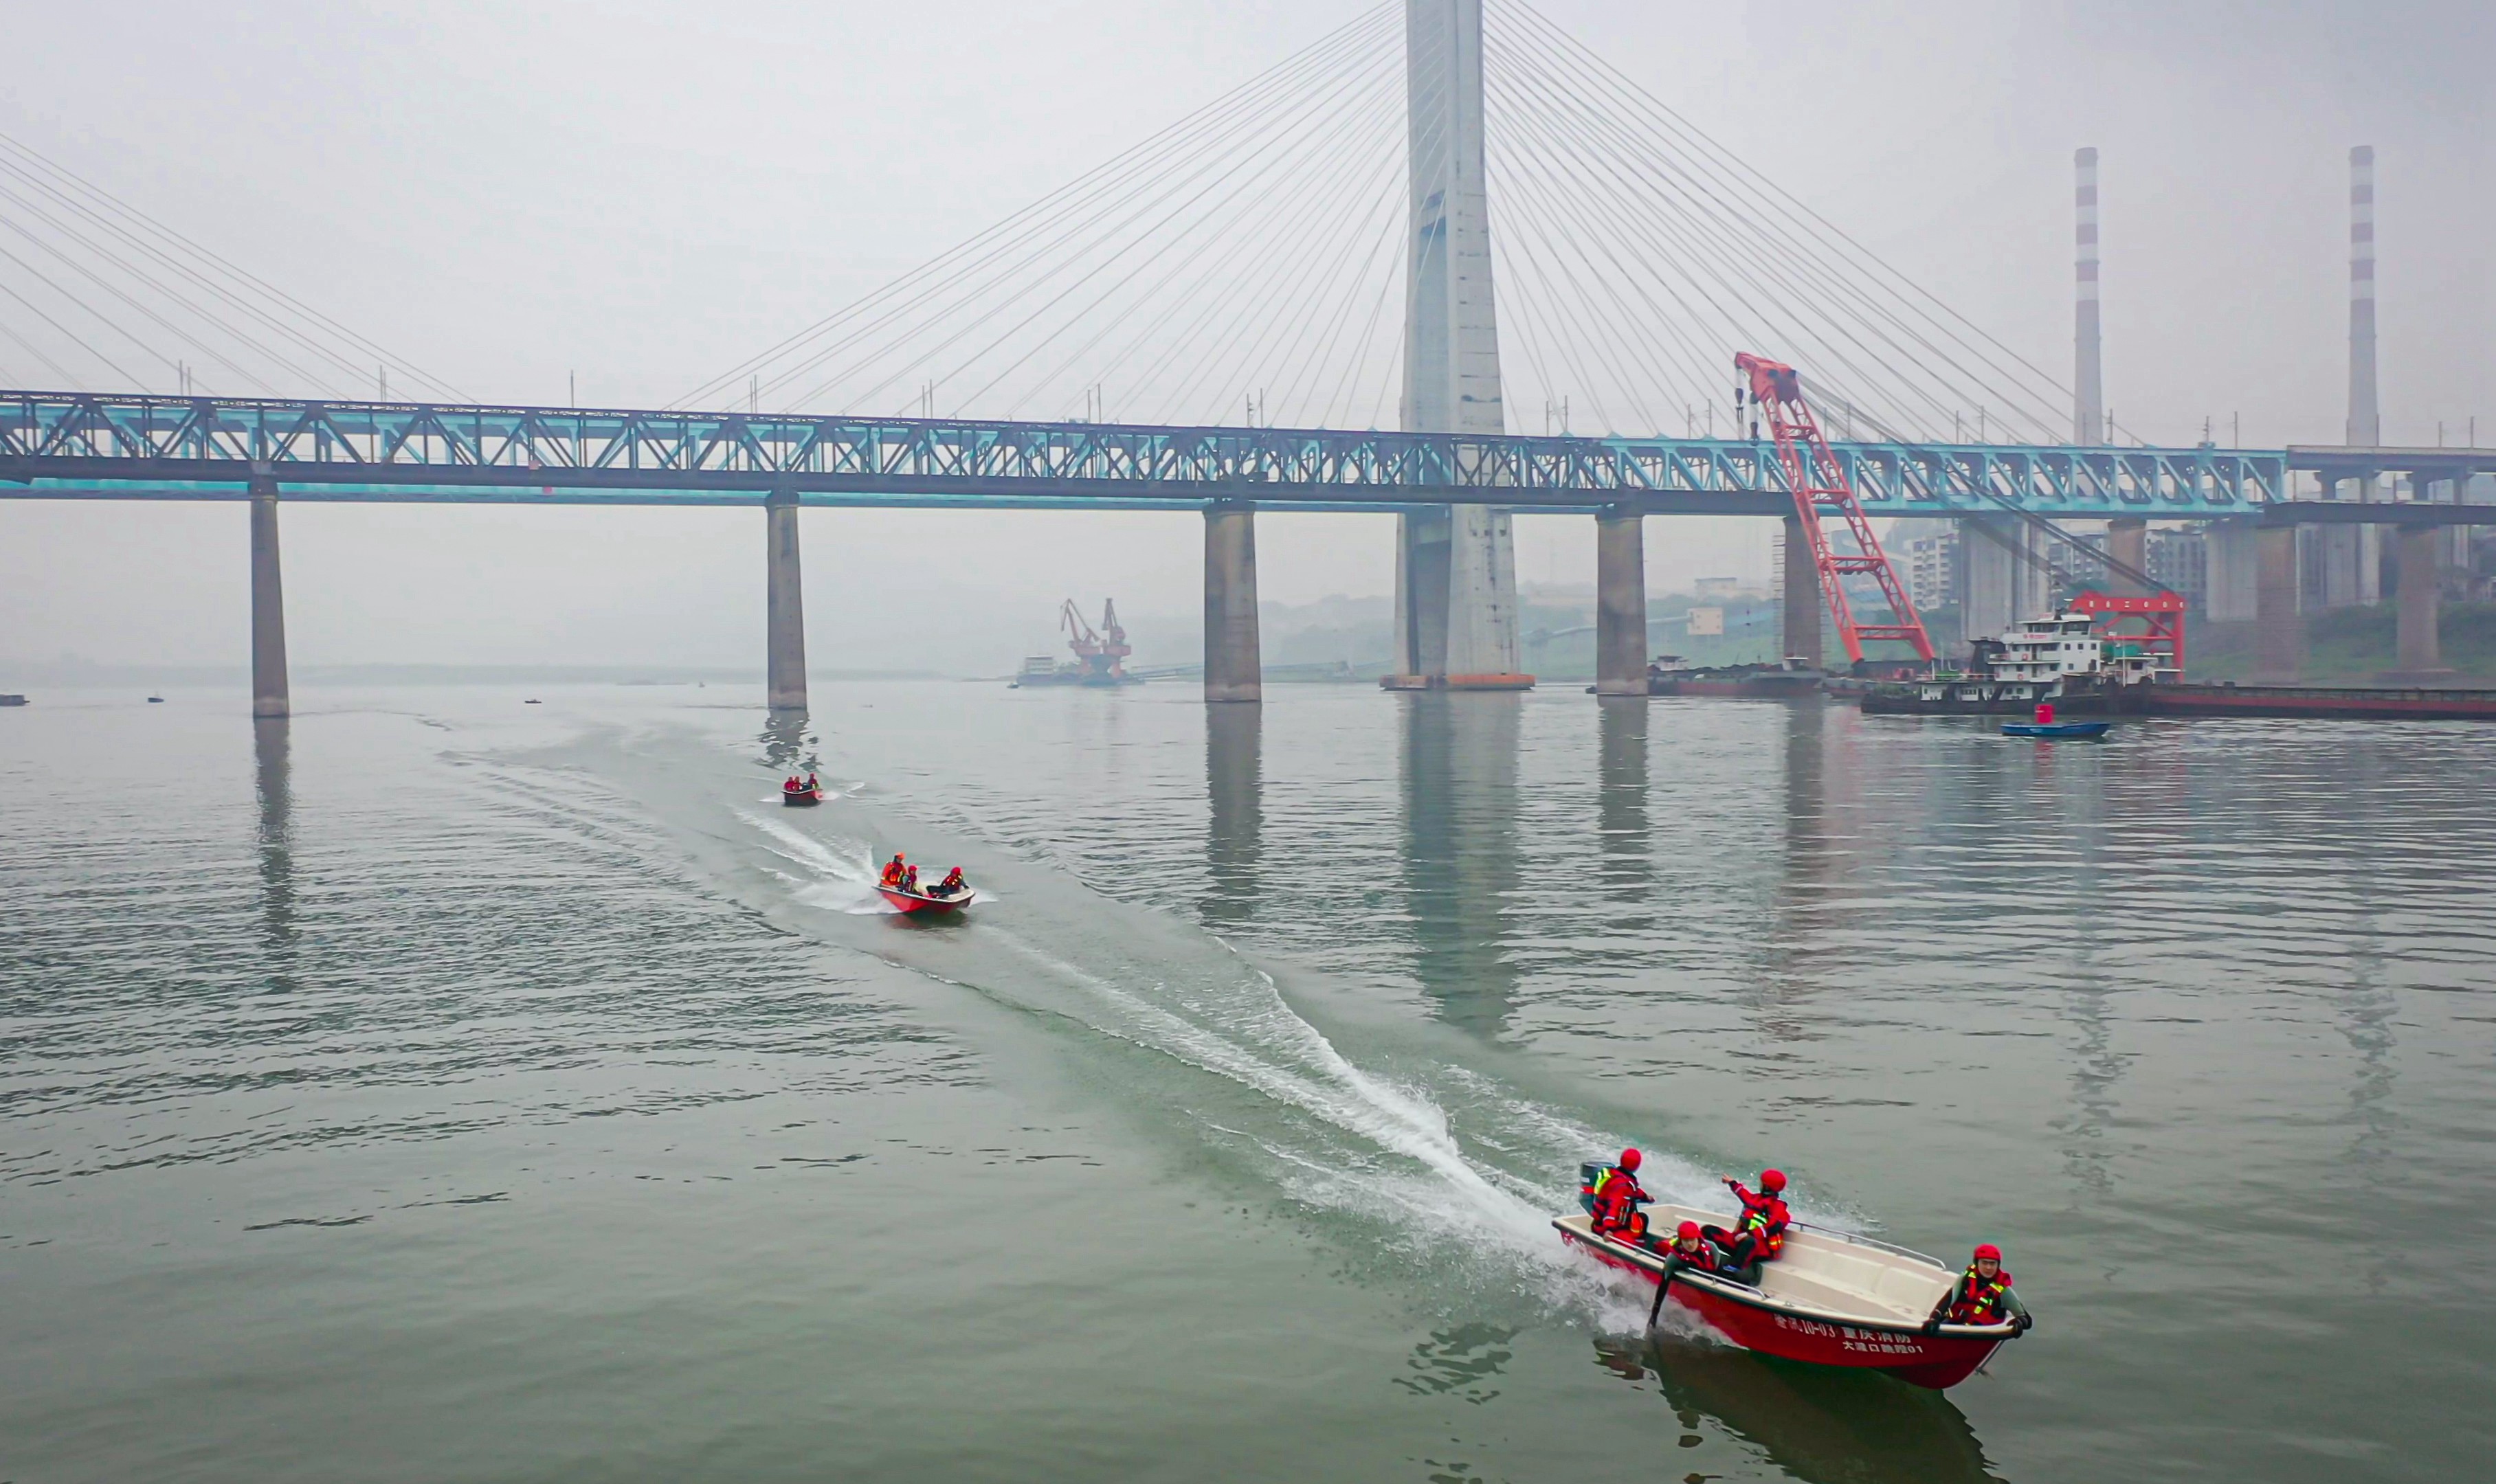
(3, 682), (2490, 1482)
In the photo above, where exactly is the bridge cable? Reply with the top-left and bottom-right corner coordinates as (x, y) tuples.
(768, 28), (1390, 415)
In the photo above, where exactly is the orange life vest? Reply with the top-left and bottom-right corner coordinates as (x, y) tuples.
(1946, 1266), (2015, 1324)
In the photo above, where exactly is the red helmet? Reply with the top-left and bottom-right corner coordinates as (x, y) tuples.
(1676, 1220), (1702, 1241)
(1973, 1242), (2003, 1262)
(1618, 1147), (1642, 1171)
(1759, 1169), (1787, 1192)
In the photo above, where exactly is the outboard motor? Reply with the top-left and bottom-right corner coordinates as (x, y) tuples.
(1579, 1162), (1614, 1217)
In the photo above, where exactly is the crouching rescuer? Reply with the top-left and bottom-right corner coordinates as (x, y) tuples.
(1924, 1243), (2033, 1333)
(1700, 1169), (1790, 1285)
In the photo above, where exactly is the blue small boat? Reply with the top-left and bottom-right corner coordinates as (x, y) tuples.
(2001, 720), (2111, 739)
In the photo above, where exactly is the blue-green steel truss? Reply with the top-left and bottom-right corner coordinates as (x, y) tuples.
(1, 390), (2289, 519)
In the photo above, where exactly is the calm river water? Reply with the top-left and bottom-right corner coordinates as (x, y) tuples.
(3, 683), (2491, 1483)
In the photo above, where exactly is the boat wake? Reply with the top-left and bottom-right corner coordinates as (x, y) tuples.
(729, 792), (1729, 1331)
(734, 807), (890, 914)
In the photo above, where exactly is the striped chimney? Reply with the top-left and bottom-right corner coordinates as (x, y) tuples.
(2074, 148), (2103, 445)
(2347, 145), (2379, 447)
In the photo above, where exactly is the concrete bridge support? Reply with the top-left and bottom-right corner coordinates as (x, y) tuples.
(1780, 515), (1823, 668)
(2255, 524), (2304, 682)
(765, 488), (807, 712)
(1392, 509), (1451, 679)
(1203, 503), (1262, 704)
(1961, 517), (2020, 651)
(2106, 515), (2148, 594)
(2391, 523), (2451, 679)
(1388, 0), (1525, 689)
(249, 478), (289, 719)
(2205, 519), (2260, 622)
(1593, 508), (1647, 697)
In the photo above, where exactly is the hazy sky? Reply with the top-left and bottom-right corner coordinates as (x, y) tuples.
(3, 1), (2488, 673)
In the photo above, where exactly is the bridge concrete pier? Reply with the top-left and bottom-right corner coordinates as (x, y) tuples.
(1961, 517), (2020, 651)
(1780, 515), (1823, 668)
(249, 479), (289, 719)
(2387, 522), (2453, 681)
(1392, 509), (1451, 679)
(765, 488), (807, 712)
(2255, 524), (2304, 681)
(1593, 508), (1647, 697)
(2206, 519), (2260, 621)
(2106, 515), (2148, 594)
(1203, 503), (1262, 704)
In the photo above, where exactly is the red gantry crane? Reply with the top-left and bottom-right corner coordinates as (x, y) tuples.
(1737, 352), (1936, 665)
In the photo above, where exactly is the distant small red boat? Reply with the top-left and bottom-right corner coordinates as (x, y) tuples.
(781, 783), (822, 807)
(877, 883), (970, 915)
(1557, 1208), (2021, 1390)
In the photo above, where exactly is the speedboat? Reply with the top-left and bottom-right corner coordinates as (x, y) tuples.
(877, 881), (970, 915)
(1555, 1207), (2022, 1390)
(2001, 719), (2110, 739)
(781, 782), (823, 807)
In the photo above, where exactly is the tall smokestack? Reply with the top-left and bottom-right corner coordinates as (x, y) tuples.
(2348, 145), (2379, 446)
(2074, 147), (2103, 445)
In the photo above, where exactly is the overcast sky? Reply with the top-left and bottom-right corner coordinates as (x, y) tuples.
(3, 0), (2488, 673)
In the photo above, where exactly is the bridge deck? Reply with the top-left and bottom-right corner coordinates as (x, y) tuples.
(4, 389), (2470, 523)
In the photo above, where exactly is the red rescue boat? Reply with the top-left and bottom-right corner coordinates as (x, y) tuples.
(877, 881), (971, 916)
(781, 783), (822, 807)
(1556, 1208), (2020, 1390)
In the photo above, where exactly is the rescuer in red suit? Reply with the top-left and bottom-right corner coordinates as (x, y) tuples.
(1926, 1243), (2033, 1333)
(1589, 1147), (1651, 1245)
(1700, 1169), (1790, 1284)
(1660, 1219), (1724, 1277)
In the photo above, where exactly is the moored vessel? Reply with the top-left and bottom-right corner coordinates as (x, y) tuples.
(1863, 608), (2173, 717)
(1643, 655), (1825, 699)
(2137, 681), (2496, 721)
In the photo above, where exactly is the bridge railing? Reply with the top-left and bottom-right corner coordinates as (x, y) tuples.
(0, 390), (2288, 519)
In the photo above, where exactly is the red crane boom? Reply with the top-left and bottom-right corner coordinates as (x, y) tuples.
(1737, 352), (1935, 665)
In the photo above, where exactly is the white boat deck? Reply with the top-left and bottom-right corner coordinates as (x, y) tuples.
(1558, 1205), (1971, 1329)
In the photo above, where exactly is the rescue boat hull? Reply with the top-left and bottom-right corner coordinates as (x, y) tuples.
(877, 885), (969, 915)
(1555, 1214), (2014, 1391)
(781, 788), (822, 807)
(2000, 721), (2111, 739)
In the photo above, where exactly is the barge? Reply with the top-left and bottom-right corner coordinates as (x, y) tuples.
(1643, 657), (1825, 699)
(2135, 682), (2496, 721)
(1864, 605), (2496, 721)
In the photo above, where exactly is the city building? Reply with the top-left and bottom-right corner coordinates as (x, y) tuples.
(1897, 524), (1959, 614)
(2146, 528), (2208, 611)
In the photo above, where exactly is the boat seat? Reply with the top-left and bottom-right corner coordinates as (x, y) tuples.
(1754, 1244), (1956, 1323)
(1758, 1268), (1932, 1323)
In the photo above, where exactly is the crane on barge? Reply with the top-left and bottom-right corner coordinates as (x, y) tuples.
(1737, 352), (1936, 665)
(1012, 599), (1139, 687)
